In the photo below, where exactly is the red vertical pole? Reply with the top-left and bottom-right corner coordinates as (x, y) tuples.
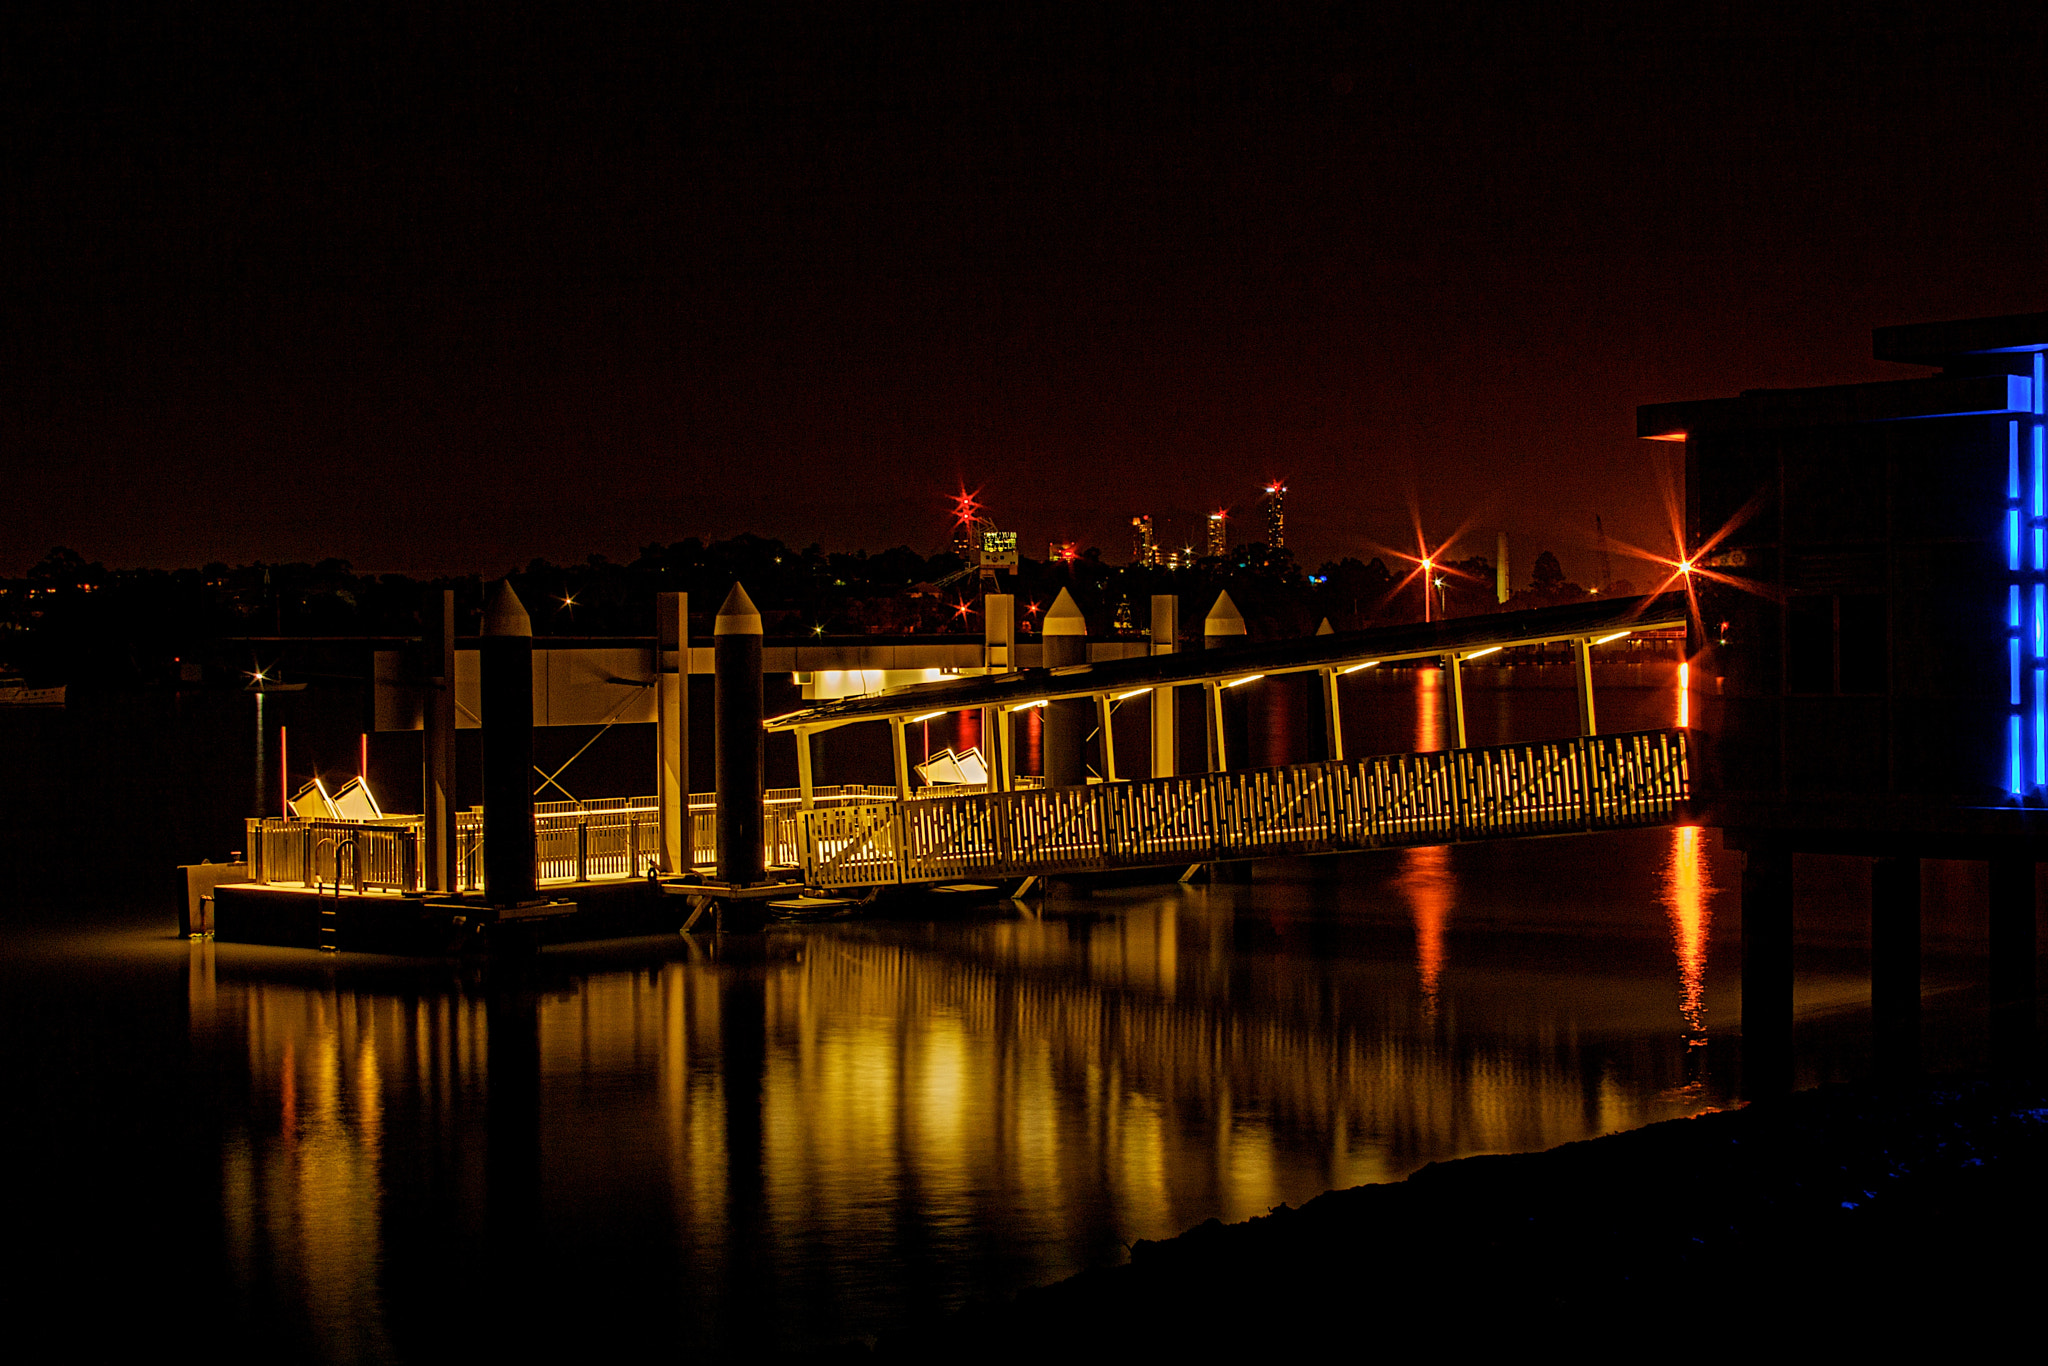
(280, 726), (289, 817)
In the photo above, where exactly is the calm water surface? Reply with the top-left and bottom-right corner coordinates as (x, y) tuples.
(0, 665), (2007, 1358)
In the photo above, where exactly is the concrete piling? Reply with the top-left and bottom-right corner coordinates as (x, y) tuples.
(715, 583), (765, 886)
(481, 580), (536, 907)
(1204, 591), (1249, 772)
(1042, 588), (1088, 787)
(1870, 856), (1922, 1076)
(1740, 843), (1794, 1097)
(1150, 595), (1177, 779)
(421, 587), (456, 894)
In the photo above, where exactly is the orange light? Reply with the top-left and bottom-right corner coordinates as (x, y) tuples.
(1645, 430), (1687, 442)
(1678, 661), (1690, 728)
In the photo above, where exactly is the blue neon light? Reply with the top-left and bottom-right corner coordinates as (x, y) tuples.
(2033, 424), (2043, 516)
(2035, 352), (2045, 415)
(2015, 716), (2027, 795)
(2013, 638), (2023, 705)
(2014, 421), (2023, 498)
(2011, 512), (2023, 571)
(2013, 584), (2024, 627)
(2032, 668), (2043, 784)
(2034, 585), (2044, 658)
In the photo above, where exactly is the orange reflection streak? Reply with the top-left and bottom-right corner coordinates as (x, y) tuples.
(1415, 664), (1442, 753)
(1677, 661), (1689, 729)
(1398, 845), (1454, 1014)
(1661, 825), (1714, 1048)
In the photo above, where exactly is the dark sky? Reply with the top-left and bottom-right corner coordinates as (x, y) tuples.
(6, 3), (2045, 582)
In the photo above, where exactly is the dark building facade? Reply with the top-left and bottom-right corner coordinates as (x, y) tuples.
(1640, 310), (2044, 1086)
(1641, 311), (2046, 857)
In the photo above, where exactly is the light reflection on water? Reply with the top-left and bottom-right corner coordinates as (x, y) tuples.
(160, 663), (1762, 1355)
(187, 821), (1738, 1355)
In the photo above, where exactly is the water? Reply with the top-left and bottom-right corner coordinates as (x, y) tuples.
(0, 667), (2012, 1357)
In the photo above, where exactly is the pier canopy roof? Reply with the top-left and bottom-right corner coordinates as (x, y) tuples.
(766, 593), (1688, 734)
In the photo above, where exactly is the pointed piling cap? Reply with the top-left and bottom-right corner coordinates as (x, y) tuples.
(482, 579), (532, 638)
(1316, 617), (1334, 636)
(714, 582), (763, 636)
(1204, 590), (1247, 636)
(1043, 588), (1087, 636)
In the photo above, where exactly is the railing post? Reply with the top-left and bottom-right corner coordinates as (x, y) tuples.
(576, 817), (589, 882)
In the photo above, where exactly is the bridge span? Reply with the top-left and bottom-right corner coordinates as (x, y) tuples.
(798, 728), (1690, 889)
(773, 593), (1693, 889)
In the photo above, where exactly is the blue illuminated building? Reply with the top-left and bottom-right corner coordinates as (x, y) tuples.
(1640, 311), (2048, 851)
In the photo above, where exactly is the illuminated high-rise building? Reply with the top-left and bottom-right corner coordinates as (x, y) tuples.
(1264, 482), (1286, 549)
(1206, 510), (1228, 559)
(1130, 514), (1158, 567)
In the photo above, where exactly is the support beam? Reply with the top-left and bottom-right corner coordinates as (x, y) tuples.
(655, 590), (688, 873)
(1871, 855), (1921, 1077)
(1740, 843), (1794, 1098)
(1989, 857), (2036, 1071)
(1320, 666), (1344, 762)
(1444, 655), (1468, 750)
(889, 717), (912, 801)
(1573, 638), (1598, 736)
(1150, 594), (1177, 779)
(1096, 693), (1117, 782)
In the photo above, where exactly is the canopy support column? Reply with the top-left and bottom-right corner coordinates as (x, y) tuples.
(889, 718), (912, 801)
(1574, 638), (1598, 735)
(1320, 666), (1344, 762)
(795, 727), (815, 811)
(1444, 655), (1468, 750)
(1097, 694), (1117, 782)
(1205, 681), (1227, 772)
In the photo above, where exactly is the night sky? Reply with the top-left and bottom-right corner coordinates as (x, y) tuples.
(7, 3), (2045, 582)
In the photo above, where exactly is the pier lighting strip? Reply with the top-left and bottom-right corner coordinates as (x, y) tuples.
(1462, 646), (1502, 660)
(1591, 630), (1631, 645)
(1338, 660), (1379, 674)
(908, 711), (946, 723)
(1009, 698), (1049, 712)
(1113, 687), (1153, 700)
(1221, 673), (1264, 688)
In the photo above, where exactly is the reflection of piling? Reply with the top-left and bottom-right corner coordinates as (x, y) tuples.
(715, 583), (765, 886)
(1042, 588), (1088, 787)
(481, 580), (536, 907)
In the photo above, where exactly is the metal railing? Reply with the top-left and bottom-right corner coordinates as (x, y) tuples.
(798, 728), (1691, 889)
(245, 784), (938, 893)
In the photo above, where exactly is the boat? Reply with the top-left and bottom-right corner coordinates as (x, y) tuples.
(0, 673), (65, 707)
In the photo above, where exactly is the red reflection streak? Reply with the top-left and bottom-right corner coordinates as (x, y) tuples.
(1399, 845), (1453, 1015)
(1678, 661), (1689, 729)
(1661, 825), (1713, 1047)
(281, 1037), (297, 1140)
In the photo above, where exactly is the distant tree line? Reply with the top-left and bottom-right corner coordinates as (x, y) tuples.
(0, 538), (1611, 686)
